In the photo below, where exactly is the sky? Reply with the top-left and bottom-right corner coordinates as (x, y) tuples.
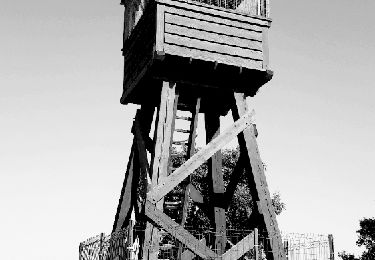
(1, 0), (374, 259)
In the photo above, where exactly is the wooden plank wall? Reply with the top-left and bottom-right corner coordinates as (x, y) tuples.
(122, 4), (156, 100)
(158, 0), (270, 70)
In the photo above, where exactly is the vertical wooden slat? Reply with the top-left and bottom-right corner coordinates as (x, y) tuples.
(143, 81), (178, 260)
(155, 4), (165, 57)
(254, 228), (259, 260)
(205, 111), (226, 255)
(328, 234), (335, 260)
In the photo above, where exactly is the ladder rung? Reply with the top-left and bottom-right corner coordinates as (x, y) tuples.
(175, 129), (190, 133)
(173, 140), (188, 145)
(176, 116), (192, 121)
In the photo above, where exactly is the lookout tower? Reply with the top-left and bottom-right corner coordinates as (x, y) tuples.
(113, 0), (285, 259)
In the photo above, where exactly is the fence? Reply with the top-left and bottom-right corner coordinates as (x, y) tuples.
(79, 228), (334, 260)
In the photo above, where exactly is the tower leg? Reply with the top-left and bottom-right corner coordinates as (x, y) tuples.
(232, 93), (285, 260)
(205, 111), (226, 255)
(143, 81), (178, 260)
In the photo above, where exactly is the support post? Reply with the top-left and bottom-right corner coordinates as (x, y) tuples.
(328, 234), (334, 260)
(143, 81), (178, 260)
(232, 93), (285, 260)
(205, 111), (226, 255)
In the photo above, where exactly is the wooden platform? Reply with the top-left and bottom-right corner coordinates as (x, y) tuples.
(120, 0), (273, 109)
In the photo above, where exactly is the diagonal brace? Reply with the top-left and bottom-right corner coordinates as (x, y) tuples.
(147, 109), (255, 203)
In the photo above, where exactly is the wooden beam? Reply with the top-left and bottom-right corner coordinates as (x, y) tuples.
(113, 146), (137, 232)
(145, 200), (218, 260)
(181, 238), (206, 260)
(148, 108), (255, 203)
(205, 111), (226, 255)
(143, 82), (178, 260)
(232, 93), (285, 260)
(222, 231), (254, 260)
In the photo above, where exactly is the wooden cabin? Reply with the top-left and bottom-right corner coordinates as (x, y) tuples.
(120, 0), (272, 113)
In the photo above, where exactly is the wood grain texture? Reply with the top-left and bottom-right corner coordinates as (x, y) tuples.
(165, 23), (262, 51)
(205, 112), (226, 255)
(157, 0), (272, 27)
(148, 108), (255, 203)
(164, 33), (262, 60)
(164, 44), (263, 70)
(181, 238), (206, 260)
(164, 12), (262, 43)
(164, 7), (265, 34)
(222, 231), (254, 260)
(145, 200), (218, 260)
(232, 93), (285, 260)
(143, 82), (178, 260)
(112, 147), (136, 232)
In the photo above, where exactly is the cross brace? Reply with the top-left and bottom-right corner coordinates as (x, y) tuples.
(113, 82), (286, 260)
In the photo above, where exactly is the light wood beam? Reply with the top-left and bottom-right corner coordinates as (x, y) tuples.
(222, 231), (254, 260)
(232, 93), (285, 260)
(205, 111), (226, 255)
(148, 108), (255, 203)
(143, 82), (178, 260)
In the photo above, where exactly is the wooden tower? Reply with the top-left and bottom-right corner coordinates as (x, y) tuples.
(113, 0), (285, 259)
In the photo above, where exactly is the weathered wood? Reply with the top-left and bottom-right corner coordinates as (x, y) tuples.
(328, 234), (335, 260)
(254, 228), (259, 260)
(164, 33), (263, 60)
(158, 0), (272, 27)
(180, 97), (201, 226)
(145, 200), (218, 260)
(164, 11), (264, 40)
(148, 108), (255, 203)
(113, 147), (137, 232)
(155, 4), (166, 56)
(143, 82), (178, 260)
(262, 27), (269, 69)
(164, 44), (263, 71)
(205, 111), (226, 255)
(165, 23), (262, 51)
(222, 231), (255, 260)
(181, 238), (206, 260)
(232, 93), (285, 260)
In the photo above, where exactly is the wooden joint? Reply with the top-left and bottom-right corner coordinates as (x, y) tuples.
(147, 109), (255, 203)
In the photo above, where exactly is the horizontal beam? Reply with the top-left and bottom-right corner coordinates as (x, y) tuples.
(145, 200), (218, 260)
(148, 109), (255, 203)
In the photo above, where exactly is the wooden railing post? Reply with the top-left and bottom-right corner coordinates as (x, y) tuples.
(328, 234), (335, 260)
(254, 228), (259, 260)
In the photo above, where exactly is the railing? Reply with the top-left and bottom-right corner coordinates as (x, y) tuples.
(79, 229), (334, 260)
(180, 0), (270, 17)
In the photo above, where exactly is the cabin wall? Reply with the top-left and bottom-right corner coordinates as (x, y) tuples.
(122, 4), (156, 98)
(155, 0), (271, 70)
(123, 0), (150, 40)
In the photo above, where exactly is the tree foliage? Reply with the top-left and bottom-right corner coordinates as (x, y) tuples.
(165, 147), (285, 232)
(338, 217), (375, 260)
(356, 218), (375, 260)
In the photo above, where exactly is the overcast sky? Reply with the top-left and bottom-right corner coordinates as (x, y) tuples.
(1, 0), (374, 259)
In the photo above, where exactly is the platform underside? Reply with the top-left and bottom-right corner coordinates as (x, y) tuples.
(121, 54), (273, 114)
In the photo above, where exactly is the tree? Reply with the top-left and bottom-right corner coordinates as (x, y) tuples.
(356, 218), (375, 260)
(166, 147), (285, 232)
(338, 218), (375, 260)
